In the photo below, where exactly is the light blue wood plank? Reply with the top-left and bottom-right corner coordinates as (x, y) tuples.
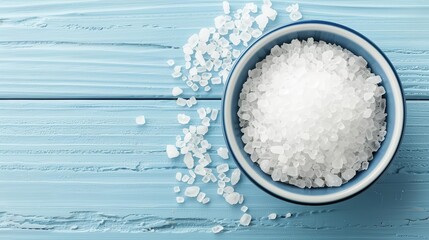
(0, 0), (428, 99)
(0, 100), (428, 238)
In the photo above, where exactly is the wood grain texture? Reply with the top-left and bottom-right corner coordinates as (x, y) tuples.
(0, 0), (428, 99)
(0, 100), (428, 239)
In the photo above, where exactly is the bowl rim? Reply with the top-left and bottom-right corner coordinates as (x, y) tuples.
(221, 20), (406, 205)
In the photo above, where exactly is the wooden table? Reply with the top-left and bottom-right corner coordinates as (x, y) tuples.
(0, 1), (428, 239)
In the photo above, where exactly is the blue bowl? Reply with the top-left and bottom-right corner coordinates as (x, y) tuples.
(222, 20), (406, 205)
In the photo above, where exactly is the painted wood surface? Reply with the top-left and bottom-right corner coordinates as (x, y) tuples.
(0, 100), (428, 239)
(0, 0), (428, 99)
(0, 0), (429, 239)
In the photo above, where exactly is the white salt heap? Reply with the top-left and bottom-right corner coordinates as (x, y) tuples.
(238, 38), (387, 188)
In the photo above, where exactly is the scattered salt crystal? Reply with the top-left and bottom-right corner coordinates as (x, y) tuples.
(268, 213), (277, 220)
(225, 192), (240, 205)
(201, 117), (211, 126)
(172, 87), (183, 96)
(197, 192), (206, 202)
(216, 163), (229, 173)
(175, 172), (182, 181)
(210, 109), (219, 121)
(230, 169), (241, 185)
(255, 14), (269, 30)
(212, 225), (224, 234)
(181, 174), (190, 182)
(189, 96), (197, 105)
(285, 213), (292, 218)
(232, 49), (241, 58)
(184, 186), (200, 197)
(167, 59), (175, 66)
(176, 196), (185, 203)
(261, 4), (277, 21)
(211, 77), (222, 85)
(197, 108), (207, 119)
(197, 125), (208, 135)
(135, 115), (146, 125)
(238, 194), (244, 204)
(174, 186), (181, 193)
(224, 186), (234, 194)
(177, 114), (191, 124)
(240, 213), (252, 226)
(166, 145), (180, 159)
(217, 147), (229, 159)
(222, 1), (230, 14)
(289, 11), (302, 21)
(176, 98), (187, 106)
(202, 197), (210, 204)
(186, 171), (194, 179)
(241, 205), (248, 212)
(183, 153), (195, 169)
(286, 3), (299, 13)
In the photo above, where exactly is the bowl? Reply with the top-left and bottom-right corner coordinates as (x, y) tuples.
(222, 20), (406, 205)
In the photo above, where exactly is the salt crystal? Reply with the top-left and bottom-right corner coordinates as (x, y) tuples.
(175, 172), (182, 181)
(172, 87), (183, 96)
(199, 28), (211, 43)
(176, 196), (185, 203)
(285, 213), (292, 218)
(135, 115), (146, 125)
(197, 192), (206, 202)
(230, 169), (241, 185)
(232, 49), (241, 58)
(240, 213), (252, 226)
(167, 59), (175, 66)
(286, 3), (299, 13)
(289, 11), (302, 22)
(189, 170), (196, 178)
(187, 177), (195, 185)
(241, 205), (248, 212)
(166, 145), (180, 159)
(197, 108), (207, 119)
(268, 213), (277, 220)
(255, 14), (269, 30)
(177, 113), (191, 124)
(202, 197), (210, 204)
(174, 186), (181, 193)
(212, 225), (224, 234)
(222, 1), (230, 14)
(216, 163), (229, 173)
(176, 98), (187, 106)
(225, 192), (240, 205)
(183, 153), (195, 169)
(184, 186), (200, 197)
(217, 147), (229, 159)
(261, 4), (277, 20)
(211, 77), (222, 85)
(197, 125), (208, 135)
(181, 174), (190, 182)
(210, 109), (219, 121)
(189, 96), (197, 105)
